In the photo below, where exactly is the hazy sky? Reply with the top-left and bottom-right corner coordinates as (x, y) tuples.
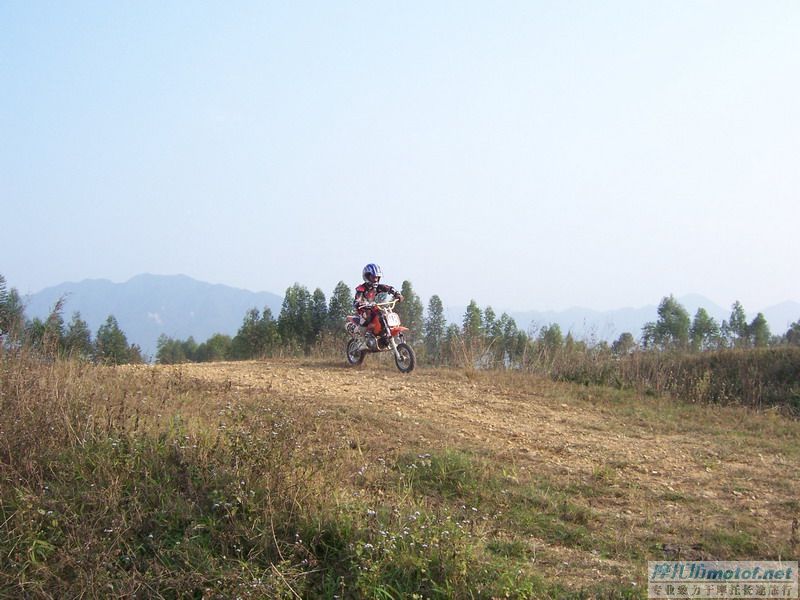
(2, 1), (798, 311)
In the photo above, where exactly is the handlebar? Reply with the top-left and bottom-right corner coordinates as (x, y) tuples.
(359, 296), (402, 310)
(359, 299), (398, 310)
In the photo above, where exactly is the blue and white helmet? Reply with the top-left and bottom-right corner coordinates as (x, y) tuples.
(362, 263), (383, 284)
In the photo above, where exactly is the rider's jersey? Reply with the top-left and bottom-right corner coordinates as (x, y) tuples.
(353, 283), (397, 310)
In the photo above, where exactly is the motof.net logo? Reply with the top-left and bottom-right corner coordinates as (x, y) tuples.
(648, 561), (798, 598)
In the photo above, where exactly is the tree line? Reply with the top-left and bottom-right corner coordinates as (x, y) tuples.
(156, 281), (355, 363)
(156, 283), (800, 367)
(154, 280), (529, 366)
(3, 273), (799, 368)
(1, 275), (143, 364)
(638, 295), (786, 352)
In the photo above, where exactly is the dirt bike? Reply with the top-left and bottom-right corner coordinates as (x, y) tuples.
(345, 293), (416, 373)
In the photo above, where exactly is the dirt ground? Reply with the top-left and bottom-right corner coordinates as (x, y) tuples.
(157, 357), (800, 587)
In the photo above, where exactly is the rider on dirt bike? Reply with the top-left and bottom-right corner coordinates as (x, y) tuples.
(354, 264), (403, 335)
(346, 263), (416, 373)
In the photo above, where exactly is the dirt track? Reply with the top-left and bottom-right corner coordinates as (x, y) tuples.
(162, 358), (799, 584)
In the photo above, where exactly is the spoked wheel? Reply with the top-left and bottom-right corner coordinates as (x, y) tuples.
(394, 342), (416, 373)
(346, 339), (366, 366)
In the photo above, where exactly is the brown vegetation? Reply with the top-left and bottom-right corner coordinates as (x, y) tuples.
(1, 349), (798, 598)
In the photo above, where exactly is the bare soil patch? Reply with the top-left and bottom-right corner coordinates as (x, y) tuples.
(155, 358), (800, 587)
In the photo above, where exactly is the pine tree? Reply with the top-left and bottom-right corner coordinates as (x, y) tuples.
(689, 308), (720, 352)
(311, 288), (328, 341)
(397, 281), (423, 344)
(182, 337), (199, 361)
(231, 309), (259, 359)
(232, 307), (280, 359)
(642, 295), (690, 350)
(327, 281), (353, 333)
(260, 308), (281, 353)
(2, 288), (24, 339)
(749, 313), (770, 348)
(278, 284), (313, 352)
(443, 323), (461, 365)
(25, 318), (47, 351)
(538, 323), (563, 355)
(509, 330), (530, 366)
(424, 295), (446, 364)
(64, 312), (93, 359)
(728, 301), (749, 348)
(156, 334), (186, 364)
(483, 306), (502, 338)
(95, 315), (131, 365)
(564, 331), (576, 354)
(498, 313), (520, 365)
(786, 321), (800, 346)
(0, 274), (27, 340)
(462, 300), (483, 341)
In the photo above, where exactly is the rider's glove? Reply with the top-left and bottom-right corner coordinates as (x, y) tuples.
(397, 294), (404, 302)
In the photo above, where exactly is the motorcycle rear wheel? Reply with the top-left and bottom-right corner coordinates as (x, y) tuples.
(394, 342), (415, 373)
(346, 339), (365, 366)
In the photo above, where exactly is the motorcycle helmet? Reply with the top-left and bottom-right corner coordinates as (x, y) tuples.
(362, 263), (382, 284)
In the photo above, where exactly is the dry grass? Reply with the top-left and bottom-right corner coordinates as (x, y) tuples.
(1, 350), (798, 598)
(534, 347), (800, 413)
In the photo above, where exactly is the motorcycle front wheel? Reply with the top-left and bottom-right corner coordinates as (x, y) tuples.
(346, 339), (366, 366)
(394, 342), (415, 373)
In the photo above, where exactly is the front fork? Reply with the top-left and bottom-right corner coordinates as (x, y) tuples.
(379, 313), (402, 359)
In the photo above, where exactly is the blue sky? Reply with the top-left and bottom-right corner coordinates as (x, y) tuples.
(2, 1), (798, 312)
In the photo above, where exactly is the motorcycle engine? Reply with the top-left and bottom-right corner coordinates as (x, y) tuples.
(365, 333), (378, 351)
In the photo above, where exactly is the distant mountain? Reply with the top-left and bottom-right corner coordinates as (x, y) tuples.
(762, 301), (800, 333)
(445, 295), (798, 343)
(25, 274), (283, 360)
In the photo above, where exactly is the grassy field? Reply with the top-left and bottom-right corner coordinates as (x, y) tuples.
(1, 352), (798, 598)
